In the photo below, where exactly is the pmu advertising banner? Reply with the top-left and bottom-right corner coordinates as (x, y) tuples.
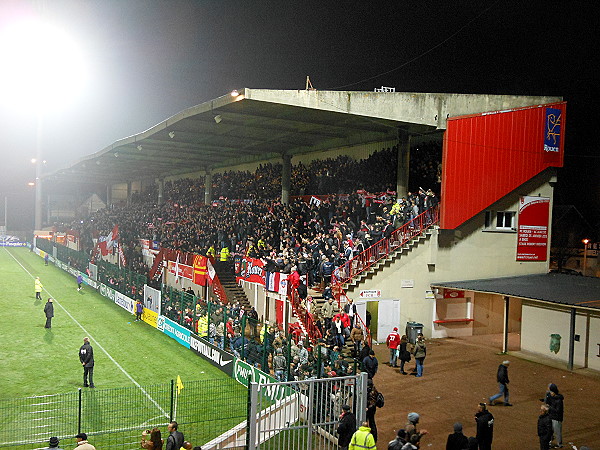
(189, 334), (234, 377)
(517, 196), (550, 261)
(157, 316), (191, 348)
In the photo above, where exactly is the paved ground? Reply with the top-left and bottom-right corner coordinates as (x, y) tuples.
(370, 334), (600, 449)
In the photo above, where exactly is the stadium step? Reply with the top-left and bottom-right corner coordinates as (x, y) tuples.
(343, 227), (435, 293)
(213, 261), (252, 311)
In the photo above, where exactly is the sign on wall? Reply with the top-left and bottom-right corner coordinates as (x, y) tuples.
(359, 290), (381, 298)
(517, 196), (550, 261)
(236, 257), (266, 285)
(443, 289), (464, 299)
(157, 316), (191, 348)
(189, 334), (234, 377)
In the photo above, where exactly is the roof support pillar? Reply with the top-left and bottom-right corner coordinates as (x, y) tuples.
(395, 129), (411, 199)
(126, 181), (132, 207)
(106, 184), (112, 208)
(158, 178), (165, 205)
(34, 113), (44, 231)
(568, 307), (576, 371)
(281, 154), (291, 205)
(34, 176), (43, 230)
(502, 296), (510, 354)
(204, 172), (213, 205)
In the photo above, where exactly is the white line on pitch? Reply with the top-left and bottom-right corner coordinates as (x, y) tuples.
(4, 248), (169, 419)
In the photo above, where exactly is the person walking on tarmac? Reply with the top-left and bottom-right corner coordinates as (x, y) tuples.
(79, 337), (95, 388)
(35, 277), (43, 300)
(386, 327), (401, 367)
(489, 360), (512, 406)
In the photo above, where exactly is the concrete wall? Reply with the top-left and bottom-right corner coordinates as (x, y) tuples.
(110, 181), (142, 202)
(162, 139), (399, 183)
(353, 172), (554, 338)
(521, 302), (600, 370)
(588, 313), (600, 372)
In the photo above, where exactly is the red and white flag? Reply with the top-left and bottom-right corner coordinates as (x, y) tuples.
(98, 225), (119, 256)
(207, 258), (216, 285)
(117, 244), (127, 267)
(174, 254), (181, 284)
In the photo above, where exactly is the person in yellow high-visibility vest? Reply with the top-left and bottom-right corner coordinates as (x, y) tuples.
(206, 245), (216, 258)
(220, 246), (230, 262)
(35, 277), (43, 300)
(349, 421), (376, 449)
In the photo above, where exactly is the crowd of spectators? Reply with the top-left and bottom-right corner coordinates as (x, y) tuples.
(56, 145), (439, 379)
(64, 145), (440, 283)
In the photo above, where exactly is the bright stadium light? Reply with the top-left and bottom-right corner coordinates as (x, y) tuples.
(0, 17), (88, 111)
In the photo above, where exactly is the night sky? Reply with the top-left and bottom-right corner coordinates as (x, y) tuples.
(0, 1), (596, 228)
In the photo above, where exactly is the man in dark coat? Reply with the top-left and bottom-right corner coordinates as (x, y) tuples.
(166, 421), (184, 450)
(44, 298), (54, 329)
(388, 429), (407, 450)
(362, 350), (378, 379)
(475, 402), (494, 450)
(79, 337), (95, 388)
(446, 422), (469, 450)
(489, 360), (512, 406)
(544, 383), (564, 448)
(537, 404), (553, 450)
(336, 404), (356, 450)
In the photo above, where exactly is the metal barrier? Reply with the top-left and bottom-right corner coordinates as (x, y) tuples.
(247, 373), (368, 450)
(332, 206), (439, 288)
(0, 378), (247, 449)
(97, 259), (147, 301)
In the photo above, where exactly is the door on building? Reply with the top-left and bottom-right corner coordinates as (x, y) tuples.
(376, 299), (401, 344)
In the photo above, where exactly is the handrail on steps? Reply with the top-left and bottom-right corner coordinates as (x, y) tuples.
(330, 206), (439, 347)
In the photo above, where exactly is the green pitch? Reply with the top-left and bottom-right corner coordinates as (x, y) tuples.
(0, 247), (247, 449)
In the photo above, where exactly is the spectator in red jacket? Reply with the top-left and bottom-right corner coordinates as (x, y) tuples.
(386, 327), (401, 367)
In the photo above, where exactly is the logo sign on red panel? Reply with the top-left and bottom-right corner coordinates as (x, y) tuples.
(543, 107), (563, 165)
(544, 108), (561, 153)
(517, 196), (550, 261)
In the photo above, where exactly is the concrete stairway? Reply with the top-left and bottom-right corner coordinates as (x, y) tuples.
(214, 261), (251, 311)
(342, 227), (436, 294)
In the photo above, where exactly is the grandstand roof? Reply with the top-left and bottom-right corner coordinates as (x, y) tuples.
(44, 90), (562, 184)
(431, 273), (600, 311)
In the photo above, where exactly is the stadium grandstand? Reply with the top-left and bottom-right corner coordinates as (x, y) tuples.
(11, 89), (600, 448)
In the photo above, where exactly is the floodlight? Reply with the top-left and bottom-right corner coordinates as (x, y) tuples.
(0, 17), (88, 111)
(214, 115), (222, 124)
(169, 131), (175, 139)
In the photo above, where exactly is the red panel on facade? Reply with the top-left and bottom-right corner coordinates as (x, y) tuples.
(440, 102), (566, 229)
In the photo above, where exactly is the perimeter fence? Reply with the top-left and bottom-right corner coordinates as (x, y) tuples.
(162, 287), (361, 382)
(35, 238), (147, 301)
(0, 378), (247, 450)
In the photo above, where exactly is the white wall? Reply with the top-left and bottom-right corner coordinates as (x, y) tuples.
(588, 312), (600, 372)
(521, 302), (600, 369)
(352, 172), (555, 338)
